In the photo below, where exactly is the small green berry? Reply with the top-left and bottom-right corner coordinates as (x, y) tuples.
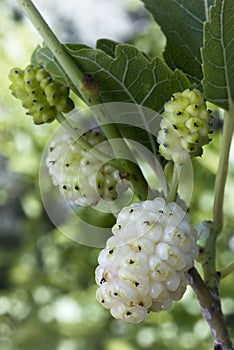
(36, 67), (50, 82)
(40, 108), (57, 124)
(157, 88), (212, 164)
(40, 76), (53, 90)
(44, 82), (60, 97)
(8, 68), (24, 83)
(22, 96), (35, 109)
(56, 96), (75, 113)
(30, 87), (46, 101)
(8, 63), (75, 124)
(9, 83), (27, 99)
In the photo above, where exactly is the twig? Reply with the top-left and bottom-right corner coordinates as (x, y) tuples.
(213, 107), (234, 235)
(187, 267), (233, 350)
(203, 106), (234, 288)
(219, 262), (234, 280)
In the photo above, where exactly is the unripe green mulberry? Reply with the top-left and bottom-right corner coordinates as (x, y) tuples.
(8, 67), (24, 84)
(46, 130), (128, 207)
(9, 64), (75, 124)
(95, 197), (198, 323)
(157, 88), (212, 164)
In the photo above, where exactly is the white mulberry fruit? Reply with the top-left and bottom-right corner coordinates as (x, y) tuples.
(157, 88), (212, 164)
(95, 197), (198, 323)
(46, 130), (128, 207)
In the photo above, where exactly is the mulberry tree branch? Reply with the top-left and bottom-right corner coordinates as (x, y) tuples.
(187, 267), (233, 350)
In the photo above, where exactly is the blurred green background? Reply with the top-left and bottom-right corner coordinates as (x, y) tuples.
(0, 1), (233, 349)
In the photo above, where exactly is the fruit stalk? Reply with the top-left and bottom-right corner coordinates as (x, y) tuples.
(166, 163), (179, 203)
(202, 106), (234, 288)
(212, 107), (234, 235)
(17, 0), (85, 93)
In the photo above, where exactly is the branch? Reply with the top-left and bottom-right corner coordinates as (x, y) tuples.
(187, 267), (233, 350)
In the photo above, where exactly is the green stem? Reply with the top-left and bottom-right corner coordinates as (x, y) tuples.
(17, 0), (85, 95)
(203, 106), (234, 287)
(187, 267), (233, 350)
(219, 262), (234, 280)
(166, 162), (179, 203)
(213, 106), (234, 235)
(17, 0), (148, 200)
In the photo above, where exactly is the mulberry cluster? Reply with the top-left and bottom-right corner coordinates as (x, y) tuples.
(46, 130), (127, 207)
(9, 65), (74, 124)
(157, 88), (212, 164)
(95, 197), (198, 323)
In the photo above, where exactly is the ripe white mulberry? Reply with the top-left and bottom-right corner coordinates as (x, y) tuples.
(95, 197), (198, 323)
(157, 88), (212, 164)
(46, 130), (128, 207)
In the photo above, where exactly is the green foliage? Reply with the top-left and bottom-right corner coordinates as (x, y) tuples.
(96, 38), (119, 58)
(34, 43), (190, 113)
(32, 41), (191, 152)
(141, 0), (214, 84)
(202, 0), (234, 110)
